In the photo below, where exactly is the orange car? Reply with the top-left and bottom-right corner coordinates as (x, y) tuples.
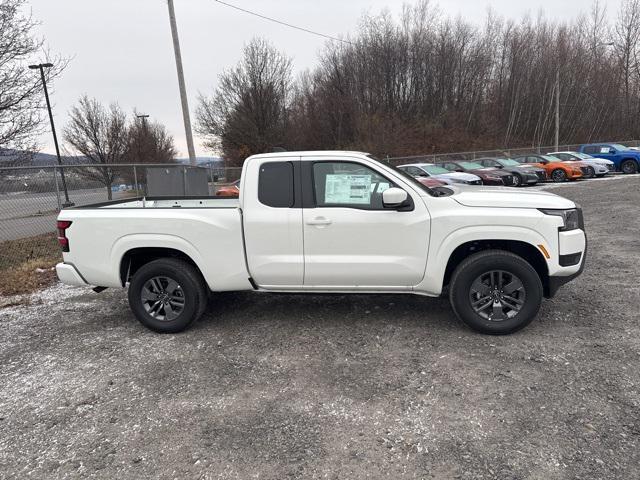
(216, 180), (240, 197)
(513, 154), (588, 182)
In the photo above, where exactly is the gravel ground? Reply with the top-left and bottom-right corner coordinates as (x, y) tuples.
(1, 175), (639, 479)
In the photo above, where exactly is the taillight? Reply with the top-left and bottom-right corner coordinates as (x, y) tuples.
(57, 220), (72, 252)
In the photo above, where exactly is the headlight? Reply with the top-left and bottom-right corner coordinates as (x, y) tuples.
(539, 208), (583, 231)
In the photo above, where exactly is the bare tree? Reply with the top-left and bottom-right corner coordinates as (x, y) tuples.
(0, 0), (64, 157)
(196, 38), (292, 166)
(125, 113), (176, 165)
(63, 96), (128, 200)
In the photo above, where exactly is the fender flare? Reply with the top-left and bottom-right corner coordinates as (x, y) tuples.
(111, 234), (210, 288)
(420, 226), (550, 295)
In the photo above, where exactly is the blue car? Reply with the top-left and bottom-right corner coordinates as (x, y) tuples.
(578, 143), (640, 174)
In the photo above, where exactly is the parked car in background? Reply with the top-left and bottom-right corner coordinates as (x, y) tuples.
(216, 179), (240, 197)
(549, 151), (614, 178)
(513, 154), (585, 182)
(398, 163), (482, 185)
(578, 143), (640, 174)
(476, 158), (544, 186)
(435, 160), (516, 186)
(415, 176), (448, 188)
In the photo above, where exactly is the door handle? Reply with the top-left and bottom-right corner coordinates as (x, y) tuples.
(306, 217), (332, 226)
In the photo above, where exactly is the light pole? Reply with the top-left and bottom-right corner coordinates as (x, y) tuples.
(554, 42), (614, 150)
(29, 62), (73, 207)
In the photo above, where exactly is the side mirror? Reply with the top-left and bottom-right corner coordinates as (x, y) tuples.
(609, 149), (616, 154)
(382, 187), (409, 208)
(496, 164), (503, 169)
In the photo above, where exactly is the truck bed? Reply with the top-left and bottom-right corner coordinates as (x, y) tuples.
(77, 196), (240, 210)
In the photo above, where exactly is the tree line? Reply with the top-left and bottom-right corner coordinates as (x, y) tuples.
(198, 0), (640, 165)
(0, 0), (177, 198)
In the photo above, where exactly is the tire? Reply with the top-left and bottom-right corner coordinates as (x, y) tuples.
(621, 159), (638, 174)
(512, 173), (522, 187)
(449, 250), (543, 335)
(128, 258), (207, 333)
(551, 169), (567, 182)
(586, 166), (595, 178)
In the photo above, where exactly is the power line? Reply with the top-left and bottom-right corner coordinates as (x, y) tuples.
(213, 0), (353, 45)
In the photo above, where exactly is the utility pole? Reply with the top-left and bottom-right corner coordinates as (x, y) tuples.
(554, 69), (560, 151)
(29, 63), (74, 207)
(167, 0), (197, 165)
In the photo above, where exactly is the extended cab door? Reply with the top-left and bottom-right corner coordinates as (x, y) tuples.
(301, 157), (431, 288)
(242, 157), (304, 286)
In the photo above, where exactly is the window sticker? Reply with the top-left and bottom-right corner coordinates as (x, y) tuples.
(325, 174), (372, 204)
(599, 147), (609, 153)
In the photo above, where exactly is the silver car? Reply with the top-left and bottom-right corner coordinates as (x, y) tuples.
(398, 163), (482, 185)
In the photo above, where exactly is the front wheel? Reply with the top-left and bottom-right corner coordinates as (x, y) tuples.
(449, 250), (543, 335)
(128, 258), (207, 333)
(621, 159), (638, 174)
(586, 166), (595, 178)
(551, 169), (567, 182)
(512, 173), (522, 187)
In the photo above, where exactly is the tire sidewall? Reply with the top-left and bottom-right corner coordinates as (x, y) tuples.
(128, 261), (200, 333)
(450, 253), (543, 335)
(622, 160), (638, 174)
(552, 169), (566, 182)
(513, 174), (522, 186)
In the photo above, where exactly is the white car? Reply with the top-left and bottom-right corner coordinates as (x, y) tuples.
(549, 151), (615, 177)
(56, 151), (586, 335)
(398, 163), (482, 185)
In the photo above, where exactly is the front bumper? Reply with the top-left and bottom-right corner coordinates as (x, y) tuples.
(56, 262), (87, 286)
(546, 231), (587, 298)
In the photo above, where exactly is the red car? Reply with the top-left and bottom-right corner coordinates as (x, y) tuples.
(216, 180), (240, 197)
(416, 177), (447, 188)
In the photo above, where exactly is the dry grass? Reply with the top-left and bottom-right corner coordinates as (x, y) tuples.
(0, 233), (61, 296)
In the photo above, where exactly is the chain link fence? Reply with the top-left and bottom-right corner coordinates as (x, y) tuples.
(0, 163), (242, 293)
(1, 140), (638, 294)
(385, 140), (640, 165)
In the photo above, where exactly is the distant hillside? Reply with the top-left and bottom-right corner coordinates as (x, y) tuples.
(1, 149), (224, 168)
(175, 156), (224, 167)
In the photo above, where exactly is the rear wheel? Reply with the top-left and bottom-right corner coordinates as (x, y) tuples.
(621, 159), (638, 174)
(128, 258), (207, 333)
(449, 250), (543, 335)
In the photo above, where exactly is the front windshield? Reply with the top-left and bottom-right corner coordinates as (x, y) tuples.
(459, 161), (484, 169)
(610, 144), (627, 150)
(499, 159), (520, 166)
(573, 152), (593, 159)
(369, 156), (435, 195)
(421, 164), (450, 175)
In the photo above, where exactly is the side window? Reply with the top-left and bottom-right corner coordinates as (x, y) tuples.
(555, 153), (569, 161)
(258, 161), (294, 208)
(312, 162), (394, 210)
(584, 146), (597, 154)
(408, 166), (423, 176)
(442, 163), (456, 171)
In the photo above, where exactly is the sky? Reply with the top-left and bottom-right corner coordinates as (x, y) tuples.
(27, 0), (610, 158)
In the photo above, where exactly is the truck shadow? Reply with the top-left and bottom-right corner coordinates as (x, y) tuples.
(197, 290), (459, 332)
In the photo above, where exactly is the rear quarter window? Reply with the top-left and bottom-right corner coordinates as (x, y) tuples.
(258, 161), (294, 208)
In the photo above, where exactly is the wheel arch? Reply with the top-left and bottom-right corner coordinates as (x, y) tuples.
(441, 239), (551, 297)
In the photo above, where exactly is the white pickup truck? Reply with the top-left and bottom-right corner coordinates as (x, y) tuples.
(56, 151), (586, 335)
